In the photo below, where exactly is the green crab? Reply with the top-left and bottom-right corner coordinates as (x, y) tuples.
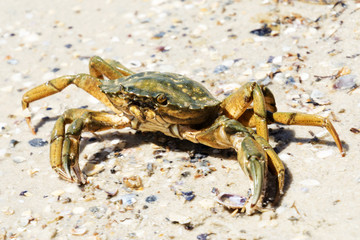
(22, 56), (344, 214)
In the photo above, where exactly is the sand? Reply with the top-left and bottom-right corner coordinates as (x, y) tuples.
(1, 0), (360, 239)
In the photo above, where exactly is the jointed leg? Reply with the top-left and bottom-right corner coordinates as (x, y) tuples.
(89, 56), (134, 80)
(22, 74), (120, 134)
(51, 109), (131, 184)
(236, 109), (344, 156)
(270, 112), (345, 156)
(220, 82), (269, 141)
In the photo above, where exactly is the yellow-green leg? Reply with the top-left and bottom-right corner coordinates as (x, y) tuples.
(238, 110), (344, 156)
(51, 109), (131, 184)
(220, 82), (269, 141)
(22, 74), (120, 133)
(271, 112), (345, 156)
(89, 56), (134, 80)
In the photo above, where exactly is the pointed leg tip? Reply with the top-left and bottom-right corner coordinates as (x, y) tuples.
(25, 117), (37, 135)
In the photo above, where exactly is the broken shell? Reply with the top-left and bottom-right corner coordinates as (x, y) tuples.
(123, 175), (143, 190)
(1, 206), (15, 215)
(71, 227), (88, 236)
(216, 193), (247, 209)
(83, 163), (105, 176)
(333, 75), (357, 90)
(110, 193), (137, 206)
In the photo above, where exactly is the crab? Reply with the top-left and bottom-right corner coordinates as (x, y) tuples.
(22, 56), (344, 214)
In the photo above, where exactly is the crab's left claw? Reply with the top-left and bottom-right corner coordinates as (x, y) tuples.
(237, 136), (267, 211)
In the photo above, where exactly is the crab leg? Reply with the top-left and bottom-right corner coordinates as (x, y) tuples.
(220, 82), (269, 141)
(271, 112), (345, 156)
(51, 109), (131, 184)
(22, 74), (120, 134)
(237, 109), (344, 156)
(89, 56), (134, 80)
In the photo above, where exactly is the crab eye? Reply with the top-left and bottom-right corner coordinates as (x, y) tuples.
(156, 93), (168, 105)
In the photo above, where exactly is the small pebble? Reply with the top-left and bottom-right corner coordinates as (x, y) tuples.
(222, 59), (234, 68)
(123, 175), (143, 189)
(301, 187), (309, 193)
(9, 139), (19, 148)
(197, 233), (209, 240)
(310, 89), (324, 99)
(18, 216), (30, 227)
(7, 59), (18, 65)
(19, 190), (28, 196)
(13, 156), (26, 163)
(213, 65), (228, 74)
(300, 72), (309, 81)
(272, 56), (283, 64)
(89, 206), (106, 219)
(285, 76), (295, 85)
(28, 138), (48, 147)
(181, 191), (195, 201)
(129, 60), (142, 68)
(250, 25), (272, 36)
(267, 56), (275, 63)
(145, 195), (157, 203)
(153, 31), (166, 39)
(110, 194), (137, 206)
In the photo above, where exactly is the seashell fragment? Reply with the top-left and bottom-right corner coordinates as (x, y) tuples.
(333, 75), (357, 90)
(216, 193), (247, 209)
(123, 175), (143, 190)
(71, 227), (88, 236)
(83, 163), (105, 176)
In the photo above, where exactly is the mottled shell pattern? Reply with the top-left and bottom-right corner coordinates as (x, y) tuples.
(100, 72), (221, 124)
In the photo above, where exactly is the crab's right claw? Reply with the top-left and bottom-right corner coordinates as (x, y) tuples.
(238, 137), (267, 212)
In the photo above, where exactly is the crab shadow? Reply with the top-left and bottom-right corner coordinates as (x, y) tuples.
(80, 129), (293, 206)
(82, 125), (346, 207)
(36, 116), (346, 208)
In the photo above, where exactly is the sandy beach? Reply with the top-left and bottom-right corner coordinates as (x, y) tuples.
(1, 0), (360, 239)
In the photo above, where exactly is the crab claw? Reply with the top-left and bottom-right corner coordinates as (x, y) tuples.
(248, 155), (266, 206)
(238, 137), (267, 209)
